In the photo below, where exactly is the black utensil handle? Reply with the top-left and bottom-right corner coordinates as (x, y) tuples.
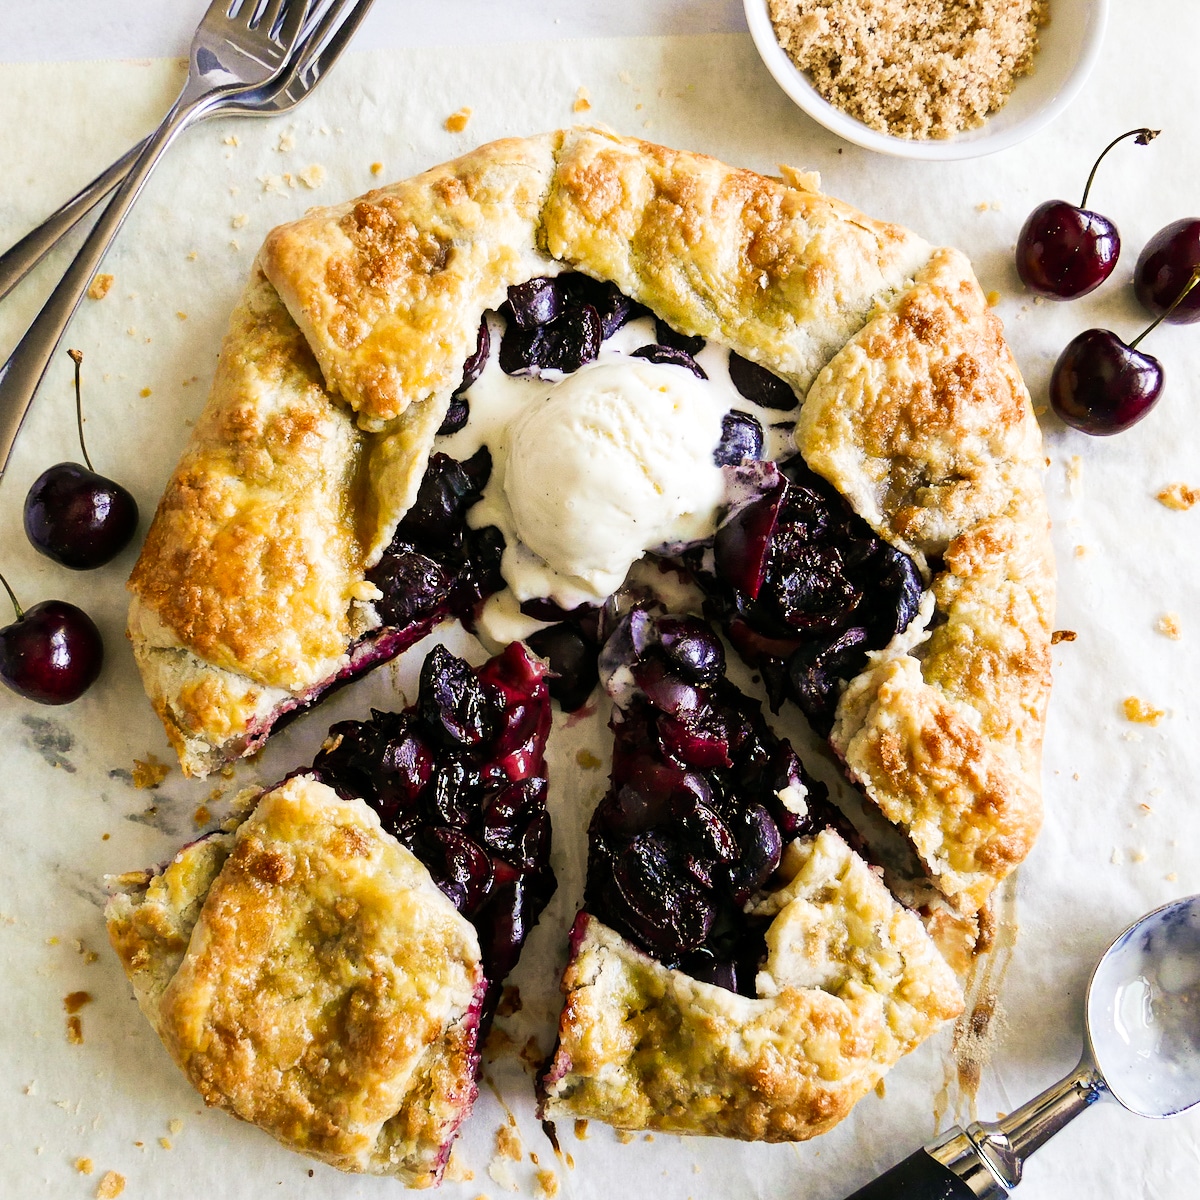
(842, 1148), (984, 1200)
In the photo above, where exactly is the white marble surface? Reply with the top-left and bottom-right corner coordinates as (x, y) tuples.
(2, 4), (1200, 1199)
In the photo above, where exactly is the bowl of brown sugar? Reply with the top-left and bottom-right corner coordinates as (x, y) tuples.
(745, 0), (1109, 159)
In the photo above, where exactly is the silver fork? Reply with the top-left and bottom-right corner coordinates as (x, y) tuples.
(0, 0), (310, 481)
(0, 0), (375, 305)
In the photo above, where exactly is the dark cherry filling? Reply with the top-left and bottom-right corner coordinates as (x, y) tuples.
(681, 456), (922, 736)
(310, 641), (556, 1025)
(583, 610), (859, 995)
(366, 447), (505, 634)
(498, 274), (648, 378)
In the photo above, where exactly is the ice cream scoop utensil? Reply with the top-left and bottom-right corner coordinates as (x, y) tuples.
(842, 894), (1200, 1199)
(0, 0), (312, 482)
(0, 0), (375, 305)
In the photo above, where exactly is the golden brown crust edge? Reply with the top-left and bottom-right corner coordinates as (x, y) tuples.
(104, 776), (485, 1185)
(798, 247), (1054, 915)
(540, 831), (963, 1139)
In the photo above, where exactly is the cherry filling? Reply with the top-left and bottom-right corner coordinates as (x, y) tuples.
(583, 610), (859, 995)
(366, 447), (505, 634)
(682, 456), (923, 736)
(310, 641), (556, 1025)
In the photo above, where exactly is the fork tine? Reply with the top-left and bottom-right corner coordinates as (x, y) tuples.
(268, 0), (310, 48)
(298, 0), (374, 82)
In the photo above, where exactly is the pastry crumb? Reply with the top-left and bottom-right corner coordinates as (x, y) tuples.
(874, 1077), (887, 1098)
(222, 134), (239, 147)
(1073, 545), (1088, 559)
(496, 985), (522, 1017)
(168, 1119), (183, 1135)
(535, 1168), (559, 1198)
(139, 386), (152, 398)
(1131, 849), (1148, 863)
(193, 804), (211, 828)
(615, 1129), (635, 1144)
(131, 755), (169, 790)
(573, 86), (592, 113)
(66, 1016), (83, 1044)
(370, 161), (384, 175)
(1157, 613), (1182, 639)
(1051, 630), (1076, 644)
(298, 164), (326, 189)
(75, 1157), (94, 1175)
(64, 991), (92, 1014)
(96, 1171), (126, 1199)
(277, 131), (295, 153)
(985, 290), (1001, 307)
(1167, 872), (1178, 883)
(87, 273), (114, 301)
(495, 1124), (522, 1161)
(573, 1119), (589, 1140)
(231, 213), (248, 229)
(1123, 696), (1165, 726)
(767, 0), (1047, 139)
(445, 107), (472, 133)
(575, 749), (602, 769)
(1156, 482), (1198, 510)
(159, 1138), (171, 1150)
(486, 1158), (519, 1193)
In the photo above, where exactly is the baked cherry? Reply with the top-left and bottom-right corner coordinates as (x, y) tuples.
(0, 573), (103, 704)
(1050, 265), (1200, 435)
(23, 350), (138, 569)
(1134, 218), (1200, 324)
(1016, 128), (1158, 300)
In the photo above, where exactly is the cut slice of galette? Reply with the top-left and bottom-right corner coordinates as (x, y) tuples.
(539, 608), (963, 1139)
(107, 641), (554, 1182)
(105, 773), (485, 1186)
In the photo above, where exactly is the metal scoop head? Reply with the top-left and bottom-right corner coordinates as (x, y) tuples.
(1087, 892), (1200, 1118)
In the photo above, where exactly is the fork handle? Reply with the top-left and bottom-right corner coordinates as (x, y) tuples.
(0, 140), (144, 305)
(0, 92), (215, 480)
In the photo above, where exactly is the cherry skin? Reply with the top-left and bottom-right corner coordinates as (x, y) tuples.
(1134, 218), (1200, 324)
(23, 349), (138, 570)
(1016, 127), (1158, 300)
(1049, 330), (1162, 435)
(24, 463), (138, 569)
(0, 576), (104, 704)
(1016, 201), (1119, 300)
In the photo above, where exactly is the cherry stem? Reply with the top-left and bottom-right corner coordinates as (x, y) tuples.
(1130, 264), (1200, 350)
(68, 348), (94, 472)
(1079, 127), (1160, 210)
(0, 571), (23, 622)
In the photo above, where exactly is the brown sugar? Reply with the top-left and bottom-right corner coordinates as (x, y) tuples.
(768, 0), (1048, 139)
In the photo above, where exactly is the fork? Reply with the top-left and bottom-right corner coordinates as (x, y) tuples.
(0, 0), (310, 481)
(0, 0), (375, 305)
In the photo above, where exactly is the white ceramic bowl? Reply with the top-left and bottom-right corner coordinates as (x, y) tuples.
(744, 0), (1109, 160)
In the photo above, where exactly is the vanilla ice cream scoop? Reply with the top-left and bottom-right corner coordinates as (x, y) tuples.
(503, 359), (728, 600)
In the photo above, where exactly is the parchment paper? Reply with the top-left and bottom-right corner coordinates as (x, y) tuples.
(2, 10), (1199, 1198)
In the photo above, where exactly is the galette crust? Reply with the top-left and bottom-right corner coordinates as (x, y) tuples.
(105, 775), (485, 1186)
(540, 830), (962, 1139)
(798, 247), (1053, 914)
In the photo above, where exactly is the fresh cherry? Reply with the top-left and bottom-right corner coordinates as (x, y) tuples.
(1050, 265), (1200, 435)
(1134, 218), (1200, 324)
(0, 573), (103, 704)
(24, 350), (138, 569)
(1016, 128), (1159, 300)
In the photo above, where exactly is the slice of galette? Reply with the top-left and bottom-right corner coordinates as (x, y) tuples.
(107, 641), (554, 1182)
(105, 773), (484, 1185)
(539, 609), (963, 1139)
